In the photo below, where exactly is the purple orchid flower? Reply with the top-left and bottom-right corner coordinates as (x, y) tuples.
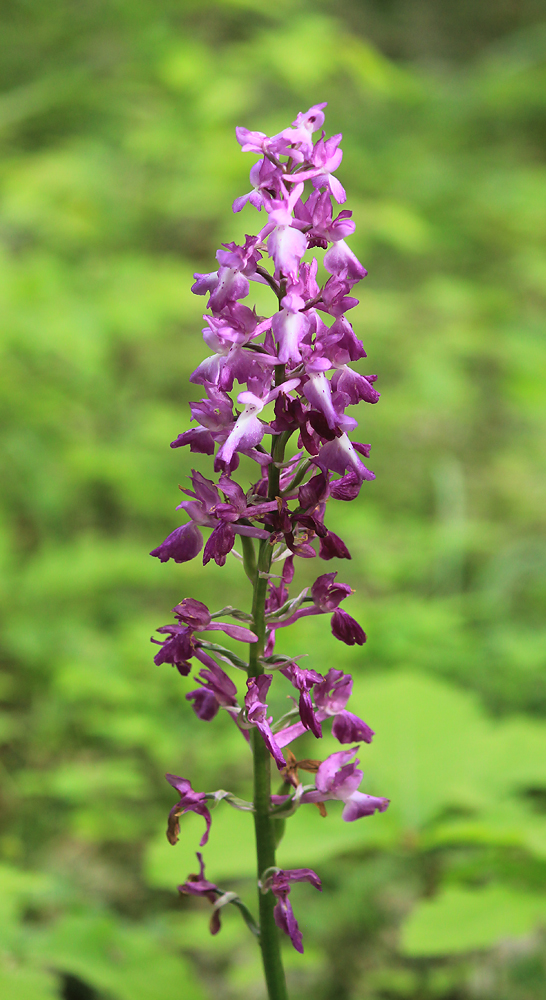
(323, 238), (368, 281)
(270, 572), (352, 632)
(314, 668), (375, 743)
(232, 157), (282, 213)
(260, 867), (322, 953)
(283, 132), (345, 203)
(275, 666), (374, 748)
(186, 658), (239, 722)
(301, 748), (389, 821)
(178, 851), (219, 904)
(173, 598), (257, 642)
(280, 662), (324, 738)
(165, 774), (212, 846)
(245, 676), (286, 770)
(316, 432), (375, 482)
(178, 853), (235, 936)
(169, 469), (272, 566)
(152, 600), (258, 672)
(216, 378), (300, 468)
(331, 366), (380, 405)
(151, 622), (195, 674)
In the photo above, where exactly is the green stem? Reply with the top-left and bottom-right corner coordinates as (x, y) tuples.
(241, 533), (257, 584)
(247, 363), (290, 999)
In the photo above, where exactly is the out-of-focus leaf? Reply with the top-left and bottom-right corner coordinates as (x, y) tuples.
(32, 914), (207, 1000)
(0, 959), (58, 1000)
(401, 884), (546, 957)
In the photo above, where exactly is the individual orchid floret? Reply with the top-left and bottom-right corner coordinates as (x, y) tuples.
(165, 774), (213, 846)
(178, 852), (224, 934)
(317, 433), (375, 483)
(323, 238), (368, 281)
(175, 385), (234, 444)
(215, 378), (300, 469)
(244, 676), (286, 770)
(306, 133), (346, 203)
(318, 274), (359, 318)
(216, 235), (263, 274)
(276, 666), (374, 749)
(331, 366), (380, 405)
(280, 662), (324, 738)
(180, 854), (260, 939)
(171, 469), (271, 566)
(318, 315), (367, 365)
(152, 601), (257, 672)
(260, 867), (322, 953)
(311, 572), (352, 610)
(283, 132), (345, 199)
(173, 598), (258, 643)
(268, 572), (352, 633)
(314, 668), (375, 744)
(294, 190), (354, 248)
(235, 126), (304, 162)
(301, 748), (389, 821)
(178, 849), (219, 895)
(271, 309), (311, 364)
(291, 101), (328, 135)
(191, 310), (275, 391)
(151, 623), (195, 674)
(186, 659), (239, 722)
(233, 158), (282, 213)
(191, 266), (249, 313)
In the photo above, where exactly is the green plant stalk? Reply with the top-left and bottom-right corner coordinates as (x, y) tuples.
(247, 364), (290, 1000)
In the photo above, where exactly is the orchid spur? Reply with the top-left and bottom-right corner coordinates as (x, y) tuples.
(149, 102), (389, 1000)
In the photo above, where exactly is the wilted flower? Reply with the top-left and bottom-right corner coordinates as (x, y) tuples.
(260, 867), (322, 952)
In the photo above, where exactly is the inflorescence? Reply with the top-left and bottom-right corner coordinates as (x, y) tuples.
(150, 102), (389, 955)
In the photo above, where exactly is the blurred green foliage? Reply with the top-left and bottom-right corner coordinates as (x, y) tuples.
(1, 1), (546, 998)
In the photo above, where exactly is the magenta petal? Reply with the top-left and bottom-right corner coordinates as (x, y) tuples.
(268, 226), (307, 280)
(323, 239), (367, 280)
(319, 531), (352, 560)
(331, 609), (366, 646)
(173, 598), (211, 628)
(165, 774), (192, 796)
(332, 710), (375, 744)
(315, 748), (360, 794)
(186, 687), (220, 721)
(274, 720), (308, 748)
(150, 521), (203, 564)
(256, 721), (286, 770)
(342, 791), (389, 821)
(205, 622), (259, 642)
(274, 897), (303, 953)
(203, 523), (236, 567)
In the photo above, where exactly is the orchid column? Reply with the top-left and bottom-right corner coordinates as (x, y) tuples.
(150, 103), (389, 1000)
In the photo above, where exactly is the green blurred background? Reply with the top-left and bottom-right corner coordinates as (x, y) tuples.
(1, 1), (546, 997)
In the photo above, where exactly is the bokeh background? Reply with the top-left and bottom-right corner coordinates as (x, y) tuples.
(1, 1), (546, 998)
